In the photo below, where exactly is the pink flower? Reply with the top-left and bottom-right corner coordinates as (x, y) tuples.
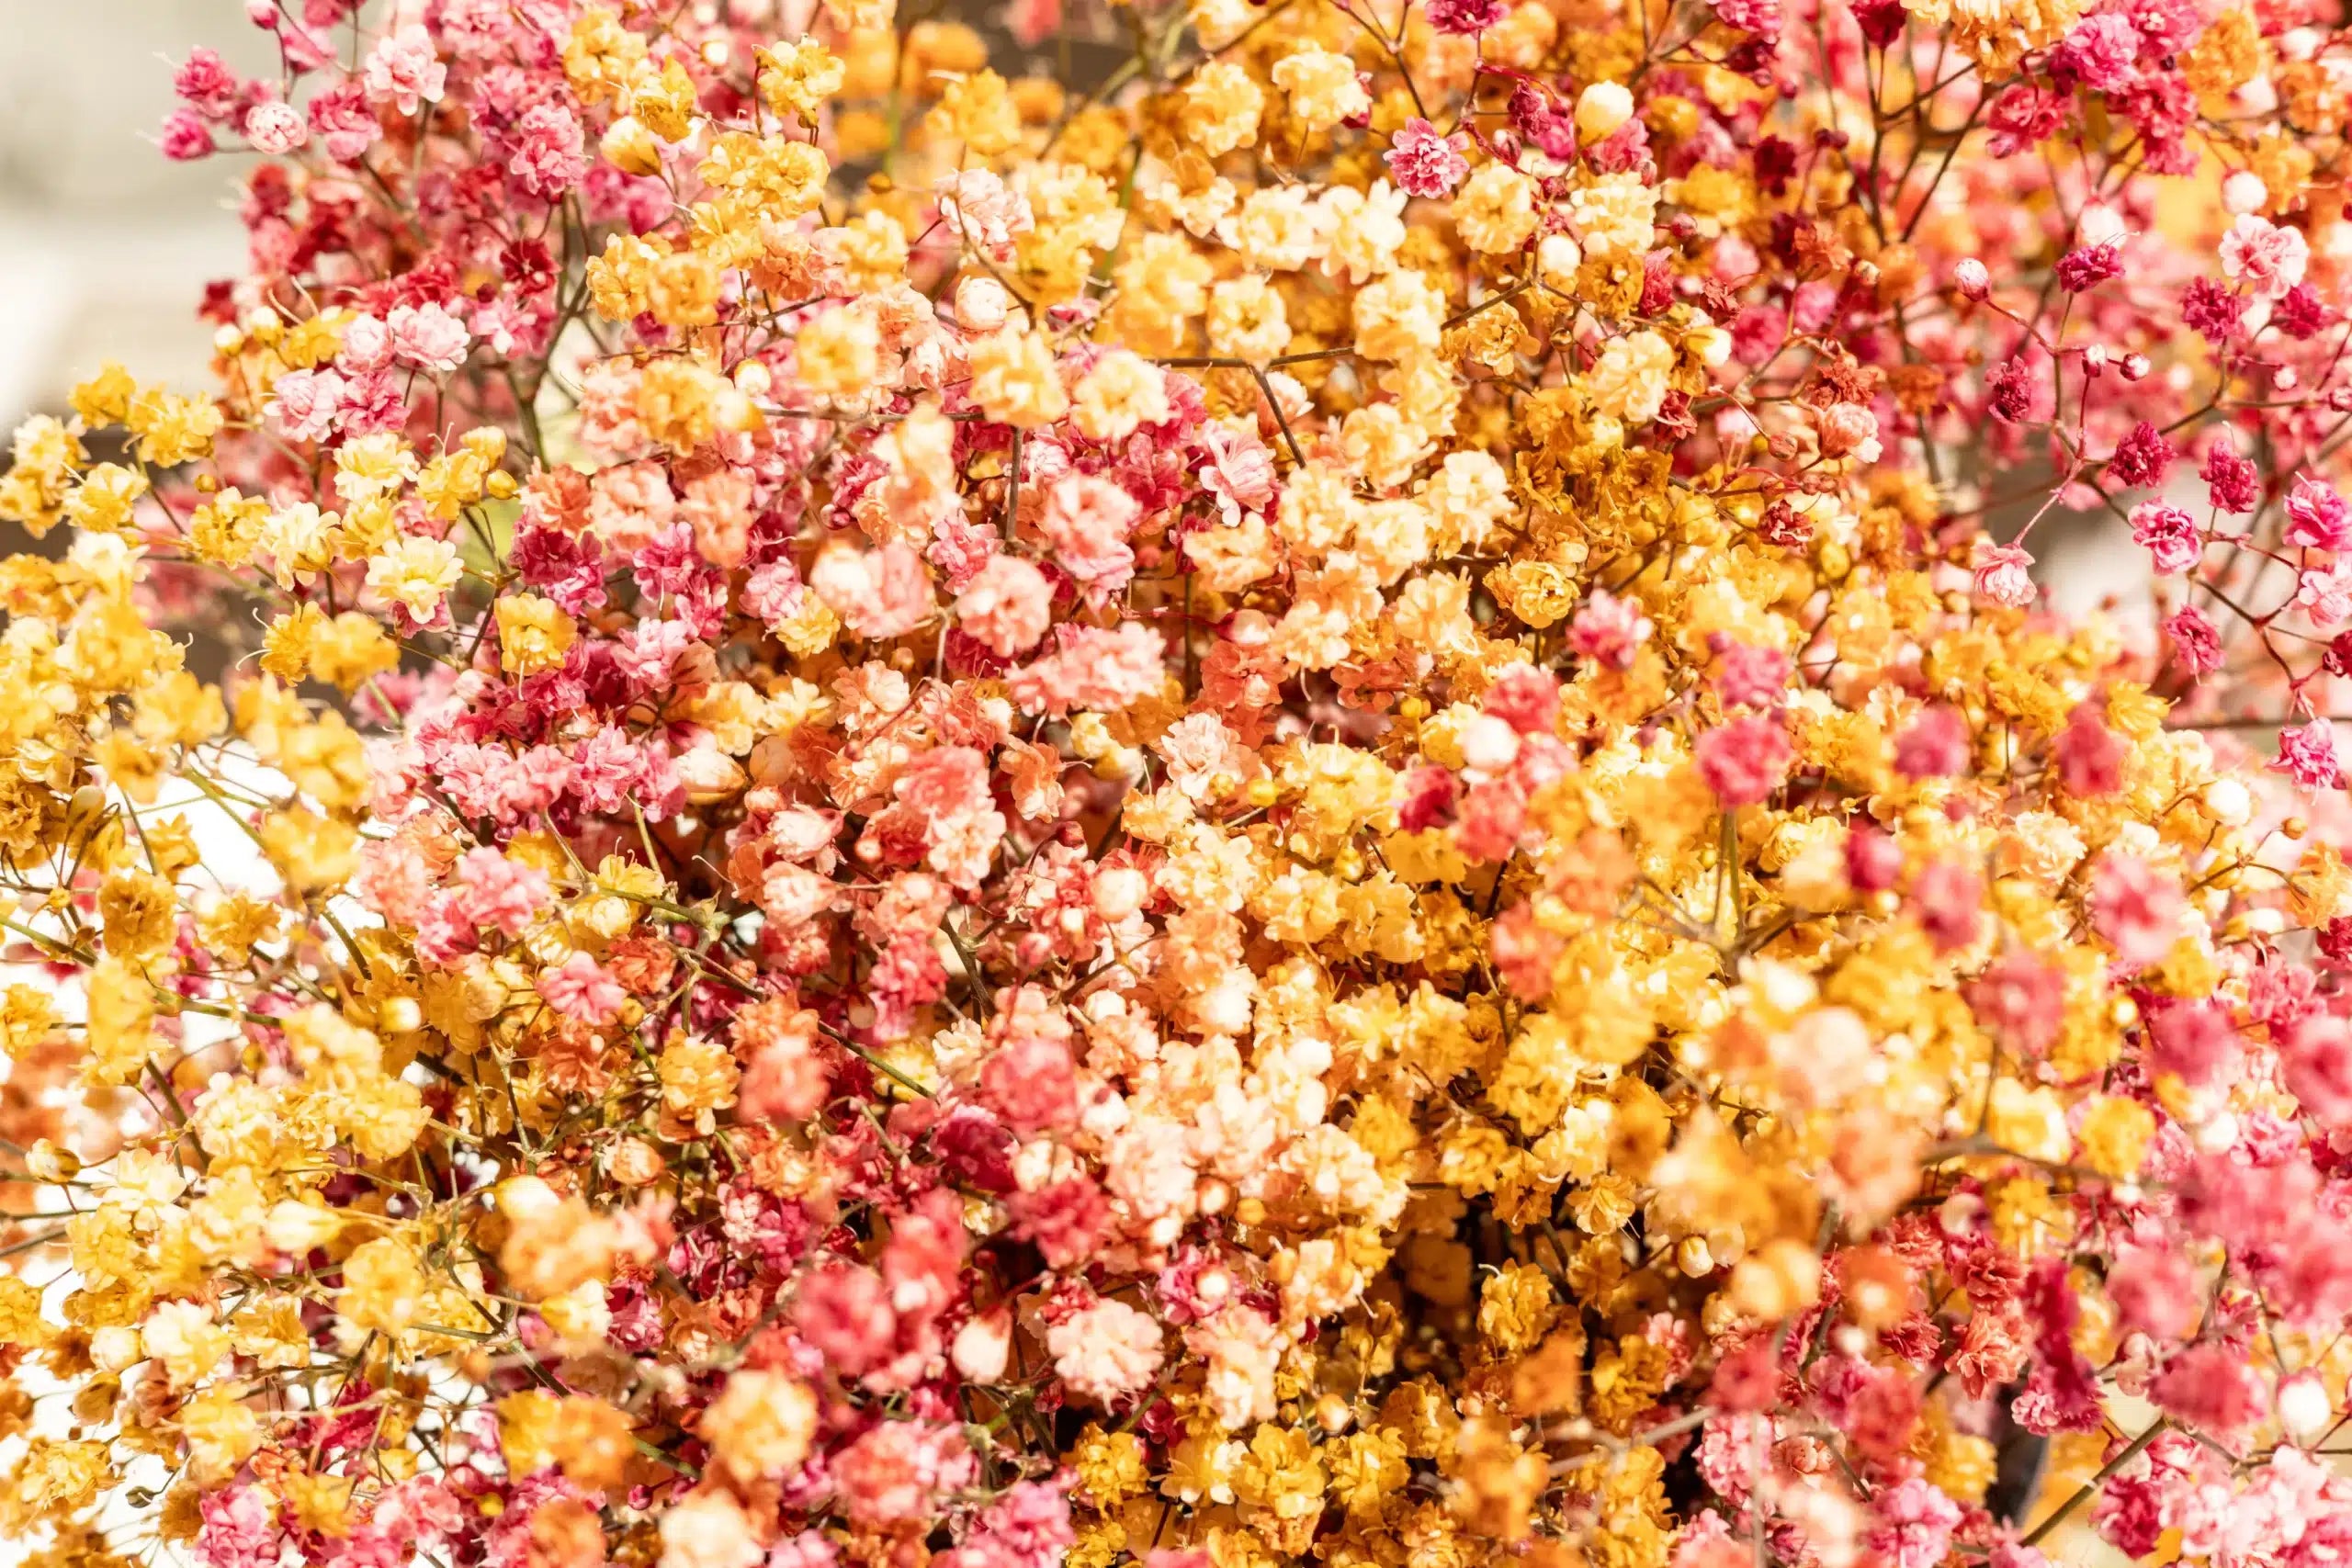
(2285, 475), (2350, 549)
(338, 369), (408, 434)
(362, 25), (447, 117)
(198, 1484), (282, 1568)
(174, 48), (243, 119)
(1694, 714), (1792, 806)
(1569, 589), (1655, 670)
(1966, 950), (2066, 1058)
(2129, 501), (2202, 575)
(978, 1012), (1078, 1136)
(387, 302), (471, 375)
(243, 101), (309, 154)
(2220, 213), (2309, 301)
(2165, 606), (2225, 676)
(1008, 0), (1063, 44)
(935, 1481), (1074, 1568)
(1846, 825), (1904, 892)
(1973, 542), (2037, 607)
(2055, 703), (2125, 795)
(795, 1264), (897, 1377)
(1912, 858), (1984, 953)
(2278, 1009), (2352, 1128)
(2298, 560), (2352, 627)
(821, 543), (936, 640)
(2091, 852), (2182, 967)
(1425, 0), (1508, 33)
(160, 109), (215, 162)
(507, 104), (589, 199)
(2107, 1247), (2199, 1339)
(1397, 764), (1460, 831)
(1201, 423), (1277, 524)
(2271, 718), (2343, 789)
(269, 368), (345, 443)
(1008, 623), (1167, 716)
(1486, 665), (1562, 733)
(354, 838), (435, 928)
(537, 952), (625, 1026)
(2107, 421), (2175, 490)
(309, 83), (379, 162)
(1894, 707), (1969, 777)
(338, 315), (392, 374)
(892, 747), (1009, 890)
(935, 170), (1035, 263)
(2151, 1343), (2267, 1437)
(1866, 1477), (1962, 1568)
(454, 847), (550, 938)
(1047, 1297), (1165, 1404)
(2145, 1000), (2240, 1089)
(2053, 13), (2142, 93)
(1712, 0), (1782, 33)
(1816, 402), (1880, 460)
(955, 557), (1051, 658)
(1710, 638), (1790, 711)
(1385, 118), (1471, 198)
(828, 1421), (977, 1529)
(1041, 474), (1140, 601)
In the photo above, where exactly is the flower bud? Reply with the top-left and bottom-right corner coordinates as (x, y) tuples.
(952, 1309), (1012, 1382)
(954, 275), (1011, 335)
(600, 116), (662, 176)
(1575, 81), (1634, 141)
(92, 1326), (145, 1373)
(1538, 232), (1584, 292)
(1953, 258), (1990, 299)
(2279, 1373), (2335, 1441)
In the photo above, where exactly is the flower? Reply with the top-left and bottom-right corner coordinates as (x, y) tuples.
(2221, 213), (2309, 300)
(1385, 118), (1469, 198)
(1695, 714), (1792, 805)
(362, 26), (447, 116)
(1269, 46), (1369, 130)
(1972, 542), (2037, 607)
(1048, 1298), (1166, 1404)
(538, 952), (627, 1025)
(2272, 720), (2343, 790)
(387, 303), (471, 374)
(28, 3), (2352, 1563)
(2130, 500), (2201, 574)
(2286, 476), (2350, 549)
(243, 102), (309, 154)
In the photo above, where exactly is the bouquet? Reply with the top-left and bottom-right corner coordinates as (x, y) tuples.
(2, 2), (2351, 1568)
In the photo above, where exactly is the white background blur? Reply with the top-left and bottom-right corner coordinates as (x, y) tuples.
(0, 2), (268, 432)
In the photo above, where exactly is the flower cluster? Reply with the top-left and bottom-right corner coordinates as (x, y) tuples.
(9, 2), (2352, 1568)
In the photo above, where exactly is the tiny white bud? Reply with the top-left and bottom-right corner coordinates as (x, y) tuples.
(1538, 232), (1584, 293)
(2280, 1373), (2335, 1441)
(1575, 81), (1635, 141)
(954, 276), (1011, 335)
(2202, 778), (2253, 827)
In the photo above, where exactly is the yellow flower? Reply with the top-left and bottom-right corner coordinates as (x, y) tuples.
(1271, 44), (1370, 131)
(335, 1237), (428, 1337)
(1183, 62), (1264, 156)
(497, 593), (577, 678)
(658, 1036), (741, 1133)
(969, 329), (1071, 428)
(1453, 164), (1539, 254)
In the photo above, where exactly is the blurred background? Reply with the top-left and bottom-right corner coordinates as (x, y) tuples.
(0, 2), (269, 433)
